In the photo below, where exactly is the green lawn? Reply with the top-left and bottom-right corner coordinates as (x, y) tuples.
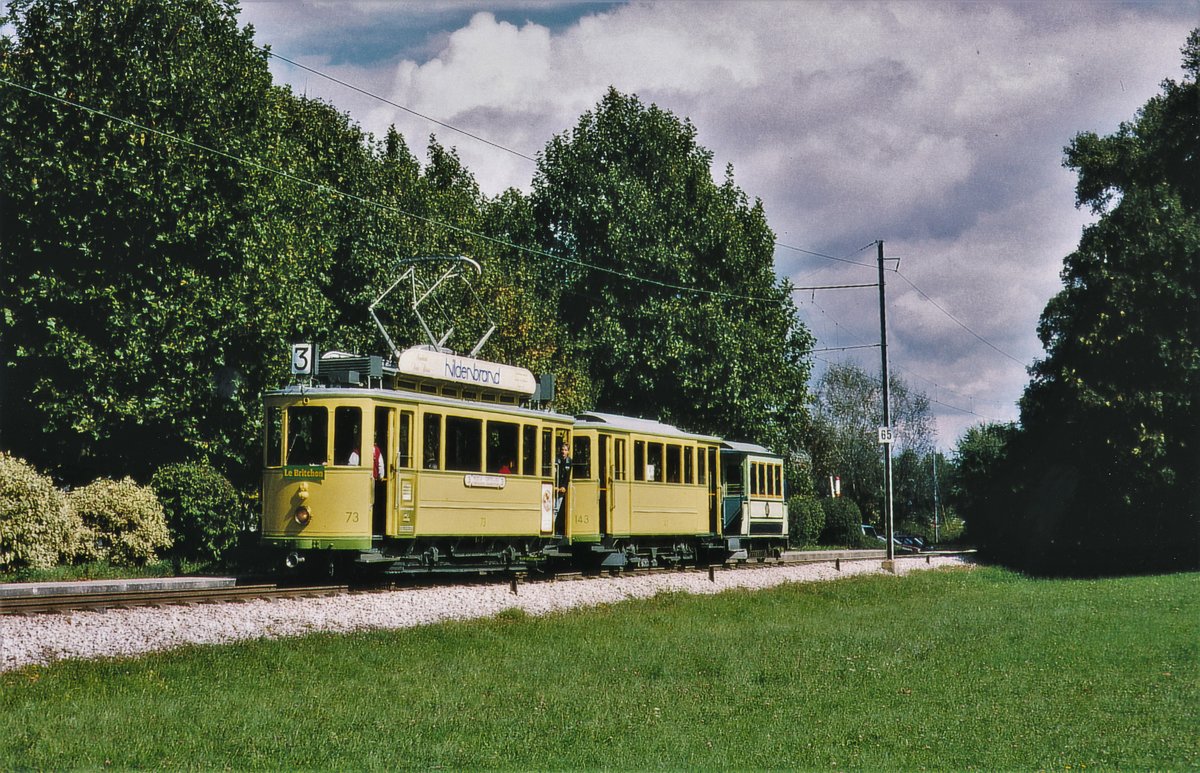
(2, 566), (1196, 770)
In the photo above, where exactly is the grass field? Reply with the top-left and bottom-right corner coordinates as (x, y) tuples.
(2, 566), (1196, 770)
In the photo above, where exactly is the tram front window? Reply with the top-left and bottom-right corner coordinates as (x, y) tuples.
(287, 406), (327, 466)
(266, 406), (282, 467)
(334, 406), (362, 466)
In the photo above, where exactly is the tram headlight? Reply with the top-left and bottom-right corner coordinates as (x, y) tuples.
(294, 505), (312, 526)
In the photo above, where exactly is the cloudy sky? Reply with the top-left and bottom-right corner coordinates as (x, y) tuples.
(236, 0), (1197, 449)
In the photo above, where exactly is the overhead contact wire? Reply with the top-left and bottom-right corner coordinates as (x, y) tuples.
(0, 76), (866, 304)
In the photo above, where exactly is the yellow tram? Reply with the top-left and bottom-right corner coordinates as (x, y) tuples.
(261, 349), (574, 574)
(260, 341), (792, 574)
(566, 413), (726, 567)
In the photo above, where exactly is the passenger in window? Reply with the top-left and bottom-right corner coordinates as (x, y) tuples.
(498, 459), (514, 475)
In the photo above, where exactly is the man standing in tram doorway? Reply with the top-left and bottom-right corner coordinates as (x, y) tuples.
(555, 441), (572, 532)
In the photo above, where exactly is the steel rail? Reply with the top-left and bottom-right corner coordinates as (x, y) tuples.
(0, 584), (349, 616)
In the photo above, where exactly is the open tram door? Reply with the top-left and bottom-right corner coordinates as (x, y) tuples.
(554, 428), (571, 536)
(372, 406), (395, 538)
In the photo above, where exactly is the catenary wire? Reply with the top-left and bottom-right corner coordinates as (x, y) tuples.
(0, 76), (871, 304)
(263, 48), (876, 271)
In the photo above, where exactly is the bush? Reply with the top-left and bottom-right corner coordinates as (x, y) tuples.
(787, 496), (825, 547)
(819, 497), (865, 547)
(0, 453), (81, 570)
(69, 478), (171, 566)
(151, 462), (244, 564)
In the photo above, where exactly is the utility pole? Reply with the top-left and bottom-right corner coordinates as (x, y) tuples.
(878, 240), (895, 569)
(932, 451), (941, 545)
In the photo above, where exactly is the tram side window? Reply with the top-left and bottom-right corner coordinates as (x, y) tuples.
(487, 420), (519, 474)
(572, 436), (591, 479)
(446, 416), (482, 472)
(614, 438), (627, 481)
(334, 407), (362, 466)
(666, 445), (681, 484)
(541, 429), (553, 477)
(522, 425), (537, 476)
(287, 406), (327, 466)
(266, 406), (282, 467)
(423, 413), (441, 469)
(634, 441), (646, 482)
(684, 447), (694, 484)
(697, 447), (706, 485)
(398, 411), (413, 468)
(751, 463), (761, 496)
(774, 465), (783, 499)
(646, 443), (663, 482)
(724, 460), (744, 494)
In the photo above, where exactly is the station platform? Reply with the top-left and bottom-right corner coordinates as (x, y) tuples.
(0, 575), (237, 599)
(779, 549), (887, 563)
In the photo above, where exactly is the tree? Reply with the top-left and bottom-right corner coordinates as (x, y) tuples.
(0, 0), (273, 483)
(807, 362), (935, 524)
(951, 422), (1017, 557)
(530, 89), (813, 454)
(1011, 30), (1199, 574)
(0, 1), (504, 486)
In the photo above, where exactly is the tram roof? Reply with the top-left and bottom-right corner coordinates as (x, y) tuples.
(573, 411), (722, 443)
(265, 385), (574, 422)
(720, 440), (781, 458)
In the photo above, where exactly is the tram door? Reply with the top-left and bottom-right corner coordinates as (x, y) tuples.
(373, 406), (395, 537)
(707, 447), (720, 534)
(609, 437), (630, 536)
(597, 434), (610, 535)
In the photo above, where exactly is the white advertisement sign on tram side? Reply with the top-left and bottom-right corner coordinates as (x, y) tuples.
(397, 347), (536, 395)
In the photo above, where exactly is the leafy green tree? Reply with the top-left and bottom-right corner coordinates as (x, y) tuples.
(0, 0), (504, 488)
(1011, 30), (1199, 574)
(530, 88), (813, 452)
(950, 422), (1017, 556)
(808, 362), (934, 524)
(893, 447), (948, 533)
(0, 0), (273, 483)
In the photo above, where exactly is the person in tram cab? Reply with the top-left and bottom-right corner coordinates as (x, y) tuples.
(555, 442), (572, 519)
(372, 441), (384, 479)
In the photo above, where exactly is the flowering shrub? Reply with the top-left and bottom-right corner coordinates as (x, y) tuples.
(70, 478), (171, 566)
(0, 453), (81, 570)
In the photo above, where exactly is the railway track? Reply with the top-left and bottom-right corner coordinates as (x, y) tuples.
(0, 583), (351, 616)
(1, 551), (972, 617)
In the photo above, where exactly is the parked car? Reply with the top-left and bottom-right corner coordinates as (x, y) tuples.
(861, 524), (885, 543)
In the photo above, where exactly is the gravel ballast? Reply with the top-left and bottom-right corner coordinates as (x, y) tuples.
(1, 556), (969, 672)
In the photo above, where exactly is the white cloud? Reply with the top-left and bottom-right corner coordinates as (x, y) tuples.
(238, 0), (1195, 447)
